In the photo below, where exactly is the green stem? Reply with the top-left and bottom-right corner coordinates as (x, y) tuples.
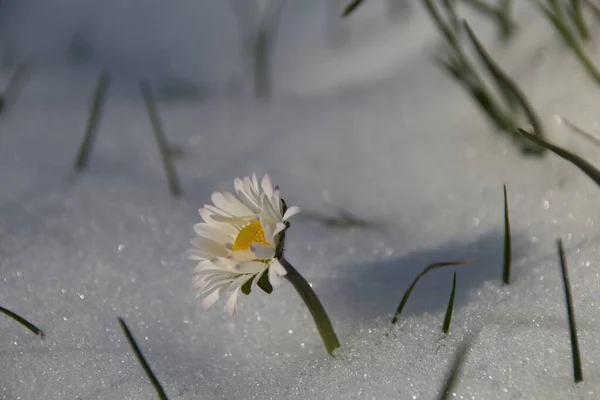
(279, 257), (340, 355)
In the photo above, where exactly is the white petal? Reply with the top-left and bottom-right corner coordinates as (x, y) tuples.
(211, 214), (256, 225)
(272, 222), (287, 237)
(261, 174), (274, 198)
(193, 223), (234, 244)
(211, 191), (253, 217)
(202, 288), (221, 309)
(271, 189), (282, 216)
(234, 261), (268, 274)
(250, 244), (276, 260)
(270, 258), (288, 277)
(268, 263), (281, 286)
(190, 237), (229, 257)
(282, 206), (301, 221)
(251, 267), (267, 288)
(226, 287), (241, 316)
(252, 173), (259, 192)
(231, 250), (258, 263)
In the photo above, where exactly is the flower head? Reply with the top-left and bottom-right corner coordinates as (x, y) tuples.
(189, 173), (300, 315)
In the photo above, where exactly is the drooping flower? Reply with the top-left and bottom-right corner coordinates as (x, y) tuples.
(188, 173), (300, 315)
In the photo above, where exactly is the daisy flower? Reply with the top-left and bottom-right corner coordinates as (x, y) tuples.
(189, 173), (300, 315)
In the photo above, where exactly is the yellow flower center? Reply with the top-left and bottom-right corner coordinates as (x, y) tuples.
(232, 220), (270, 251)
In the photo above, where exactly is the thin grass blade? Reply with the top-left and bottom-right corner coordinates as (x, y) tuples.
(74, 69), (110, 170)
(442, 272), (457, 334)
(463, 21), (546, 150)
(0, 305), (44, 338)
(392, 260), (477, 325)
(518, 128), (600, 189)
(118, 317), (169, 399)
(563, 118), (600, 146)
(503, 184), (512, 285)
(139, 79), (182, 197)
(342, 0), (366, 17)
(556, 240), (584, 383)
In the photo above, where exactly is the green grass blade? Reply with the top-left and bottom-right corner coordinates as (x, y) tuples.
(563, 118), (600, 147)
(570, 0), (589, 40)
(342, 0), (366, 17)
(502, 184), (512, 285)
(74, 69), (110, 170)
(438, 330), (479, 400)
(463, 21), (547, 153)
(139, 79), (182, 197)
(556, 240), (584, 383)
(392, 260), (477, 325)
(442, 272), (457, 334)
(518, 128), (600, 189)
(118, 317), (169, 399)
(0, 305), (44, 338)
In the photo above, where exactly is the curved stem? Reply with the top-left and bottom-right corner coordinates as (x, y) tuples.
(279, 257), (340, 355)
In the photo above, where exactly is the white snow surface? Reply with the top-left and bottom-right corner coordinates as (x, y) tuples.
(2, 1), (600, 399)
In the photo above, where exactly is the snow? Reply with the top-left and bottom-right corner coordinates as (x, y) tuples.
(2, 1), (600, 399)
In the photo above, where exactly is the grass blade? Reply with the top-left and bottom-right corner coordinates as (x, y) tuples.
(139, 79), (182, 197)
(570, 0), (589, 40)
(118, 317), (169, 399)
(556, 239), (584, 383)
(438, 330), (479, 400)
(391, 260), (477, 325)
(342, 0), (366, 17)
(503, 184), (512, 285)
(0, 305), (44, 338)
(518, 128), (600, 189)
(463, 21), (546, 153)
(442, 272), (457, 334)
(74, 69), (110, 170)
(0, 61), (30, 116)
(563, 118), (600, 147)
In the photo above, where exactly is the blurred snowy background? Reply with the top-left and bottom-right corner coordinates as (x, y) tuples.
(1, 0), (600, 399)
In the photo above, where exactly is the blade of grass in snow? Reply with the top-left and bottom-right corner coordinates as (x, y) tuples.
(518, 128), (600, 189)
(556, 239), (584, 383)
(342, 0), (366, 17)
(392, 260), (476, 325)
(462, 0), (516, 40)
(563, 117), (600, 146)
(139, 79), (182, 197)
(463, 20), (547, 154)
(74, 69), (110, 170)
(0, 305), (44, 338)
(118, 317), (169, 399)
(438, 330), (479, 400)
(442, 272), (457, 334)
(503, 184), (512, 285)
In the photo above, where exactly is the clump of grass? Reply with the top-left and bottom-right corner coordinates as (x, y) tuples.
(556, 239), (584, 383)
(460, 0), (516, 40)
(0, 305), (44, 338)
(423, 0), (545, 155)
(139, 79), (182, 198)
(533, 0), (600, 86)
(118, 317), (169, 399)
(442, 272), (457, 334)
(392, 260), (476, 325)
(74, 69), (110, 170)
(502, 184), (512, 284)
